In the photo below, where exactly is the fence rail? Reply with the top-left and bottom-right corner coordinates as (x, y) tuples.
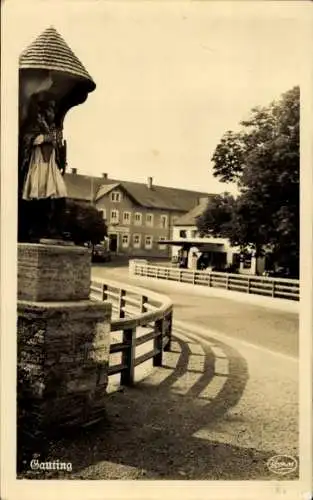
(129, 261), (300, 301)
(91, 278), (173, 386)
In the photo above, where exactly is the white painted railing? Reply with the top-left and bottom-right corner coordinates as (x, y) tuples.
(129, 260), (299, 301)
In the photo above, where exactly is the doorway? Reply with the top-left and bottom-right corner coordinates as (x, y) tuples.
(109, 233), (118, 252)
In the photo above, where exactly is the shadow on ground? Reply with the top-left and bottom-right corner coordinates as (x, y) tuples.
(20, 335), (299, 480)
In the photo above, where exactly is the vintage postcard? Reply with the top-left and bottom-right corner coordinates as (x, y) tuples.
(1, 1), (312, 499)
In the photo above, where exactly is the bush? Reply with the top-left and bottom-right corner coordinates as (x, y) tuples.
(62, 200), (107, 245)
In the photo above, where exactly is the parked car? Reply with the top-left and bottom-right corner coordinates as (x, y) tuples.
(91, 243), (111, 263)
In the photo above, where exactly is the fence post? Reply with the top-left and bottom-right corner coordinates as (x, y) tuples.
(121, 327), (136, 386)
(226, 274), (229, 290)
(119, 289), (126, 318)
(208, 272), (212, 287)
(129, 259), (135, 277)
(140, 294), (148, 328)
(140, 295), (147, 314)
(272, 281), (275, 298)
(102, 283), (108, 301)
(247, 277), (250, 294)
(193, 271), (196, 285)
(153, 318), (164, 366)
(164, 311), (172, 352)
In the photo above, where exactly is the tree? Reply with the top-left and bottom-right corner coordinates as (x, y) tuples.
(197, 192), (236, 240)
(210, 131), (245, 184)
(63, 200), (107, 245)
(199, 86), (299, 276)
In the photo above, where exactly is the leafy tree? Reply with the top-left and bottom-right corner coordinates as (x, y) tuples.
(63, 200), (107, 245)
(197, 192), (236, 239)
(199, 86), (299, 276)
(210, 131), (245, 184)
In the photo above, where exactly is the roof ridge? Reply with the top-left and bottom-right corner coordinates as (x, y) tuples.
(64, 172), (208, 195)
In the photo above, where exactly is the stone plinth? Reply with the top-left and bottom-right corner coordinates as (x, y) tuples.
(18, 243), (92, 302)
(18, 299), (112, 429)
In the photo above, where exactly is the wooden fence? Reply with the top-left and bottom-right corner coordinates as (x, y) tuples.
(90, 278), (173, 386)
(129, 261), (300, 301)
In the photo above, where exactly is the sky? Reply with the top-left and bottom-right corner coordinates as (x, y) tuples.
(2, 0), (310, 193)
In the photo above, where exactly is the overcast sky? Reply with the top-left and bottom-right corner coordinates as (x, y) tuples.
(3, 1), (310, 193)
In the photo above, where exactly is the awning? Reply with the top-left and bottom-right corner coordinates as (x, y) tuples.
(158, 239), (225, 248)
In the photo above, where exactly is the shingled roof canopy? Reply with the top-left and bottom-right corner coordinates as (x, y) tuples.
(19, 26), (95, 92)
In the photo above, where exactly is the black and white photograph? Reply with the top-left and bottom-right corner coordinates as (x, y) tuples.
(1, 1), (312, 499)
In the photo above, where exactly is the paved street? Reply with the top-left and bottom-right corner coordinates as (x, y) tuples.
(92, 263), (298, 357)
(75, 263), (299, 479)
(27, 263), (298, 480)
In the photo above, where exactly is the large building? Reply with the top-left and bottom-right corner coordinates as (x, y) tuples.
(64, 169), (210, 258)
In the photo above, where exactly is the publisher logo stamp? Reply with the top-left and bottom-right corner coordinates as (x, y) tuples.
(267, 455), (298, 475)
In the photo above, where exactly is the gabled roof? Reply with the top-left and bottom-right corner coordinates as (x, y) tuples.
(63, 173), (210, 212)
(174, 197), (211, 225)
(19, 26), (95, 91)
(95, 183), (120, 201)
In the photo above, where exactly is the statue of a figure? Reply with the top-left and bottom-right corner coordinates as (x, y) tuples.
(18, 94), (68, 241)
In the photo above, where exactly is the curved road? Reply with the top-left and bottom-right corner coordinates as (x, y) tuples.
(92, 264), (299, 470)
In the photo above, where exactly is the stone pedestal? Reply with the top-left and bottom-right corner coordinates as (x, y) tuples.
(18, 300), (111, 429)
(18, 243), (92, 301)
(17, 242), (112, 462)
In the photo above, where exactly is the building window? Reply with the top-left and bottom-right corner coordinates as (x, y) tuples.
(110, 209), (119, 223)
(122, 234), (129, 248)
(160, 215), (168, 228)
(190, 230), (198, 238)
(134, 212), (142, 226)
(179, 229), (187, 238)
(158, 237), (167, 250)
(123, 211), (131, 225)
(146, 213), (154, 226)
(133, 233), (141, 248)
(110, 191), (122, 202)
(145, 235), (153, 249)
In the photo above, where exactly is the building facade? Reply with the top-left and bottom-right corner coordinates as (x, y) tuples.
(169, 198), (265, 275)
(64, 171), (209, 258)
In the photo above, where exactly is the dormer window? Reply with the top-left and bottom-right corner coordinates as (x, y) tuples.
(111, 191), (122, 202)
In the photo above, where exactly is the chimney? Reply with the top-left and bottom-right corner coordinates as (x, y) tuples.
(102, 172), (108, 179)
(71, 167), (77, 174)
(147, 176), (153, 189)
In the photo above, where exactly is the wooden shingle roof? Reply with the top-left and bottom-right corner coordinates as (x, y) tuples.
(19, 26), (95, 91)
